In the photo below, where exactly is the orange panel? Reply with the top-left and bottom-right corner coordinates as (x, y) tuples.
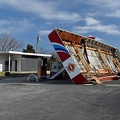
(58, 31), (83, 43)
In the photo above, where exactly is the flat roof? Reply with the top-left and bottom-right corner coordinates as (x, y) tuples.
(0, 51), (52, 57)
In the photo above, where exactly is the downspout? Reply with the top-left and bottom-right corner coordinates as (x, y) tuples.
(8, 54), (11, 72)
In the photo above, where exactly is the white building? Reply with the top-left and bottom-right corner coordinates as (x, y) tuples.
(0, 51), (51, 72)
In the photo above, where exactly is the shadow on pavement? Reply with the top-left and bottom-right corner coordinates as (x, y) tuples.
(1, 76), (120, 85)
(0, 76), (73, 84)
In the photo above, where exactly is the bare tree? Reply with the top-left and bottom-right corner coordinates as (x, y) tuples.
(0, 33), (23, 51)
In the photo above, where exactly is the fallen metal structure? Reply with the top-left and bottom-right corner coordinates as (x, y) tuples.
(48, 28), (120, 84)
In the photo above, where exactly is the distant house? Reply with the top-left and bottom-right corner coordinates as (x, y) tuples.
(0, 51), (51, 72)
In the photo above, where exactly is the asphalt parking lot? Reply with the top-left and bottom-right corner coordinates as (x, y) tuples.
(0, 77), (120, 120)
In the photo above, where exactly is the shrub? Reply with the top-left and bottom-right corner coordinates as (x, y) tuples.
(5, 72), (10, 76)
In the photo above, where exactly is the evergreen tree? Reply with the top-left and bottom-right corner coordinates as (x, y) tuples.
(22, 44), (35, 53)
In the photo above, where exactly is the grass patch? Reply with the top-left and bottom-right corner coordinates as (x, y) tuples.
(0, 72), (5, 76)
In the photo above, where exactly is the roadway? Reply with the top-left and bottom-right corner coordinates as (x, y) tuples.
(0, 77), (120, 120)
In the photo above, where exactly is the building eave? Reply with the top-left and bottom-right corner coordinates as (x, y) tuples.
(0, 51), (52, 57)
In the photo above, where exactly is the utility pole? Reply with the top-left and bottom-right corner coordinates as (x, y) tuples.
(36, 33), (40, 53)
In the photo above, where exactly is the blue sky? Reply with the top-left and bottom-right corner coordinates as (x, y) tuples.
(0, 0), (120, 53)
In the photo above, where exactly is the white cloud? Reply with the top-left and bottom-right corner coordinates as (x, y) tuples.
(106, 10), (120, 18)
(17, 19), (35, 30)
(84, 0), (120, 9)
(73, 17), (120, 35)
(80, 0), (120, 19)
(86, 17), (100, 26)
(46, 22), (53, 25)
(94, 36), (104, 42)
(0, 0), (81, 22)
(0, 19), (35, 33)
(0, 19), (10, 26)
(1, 1), (120, 36)
(95, 24), (120, 35)
(87, 35), (104, 42)
(38, 30), (51, 36)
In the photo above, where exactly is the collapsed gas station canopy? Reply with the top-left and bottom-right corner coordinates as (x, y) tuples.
(48, 28), (120, 84)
